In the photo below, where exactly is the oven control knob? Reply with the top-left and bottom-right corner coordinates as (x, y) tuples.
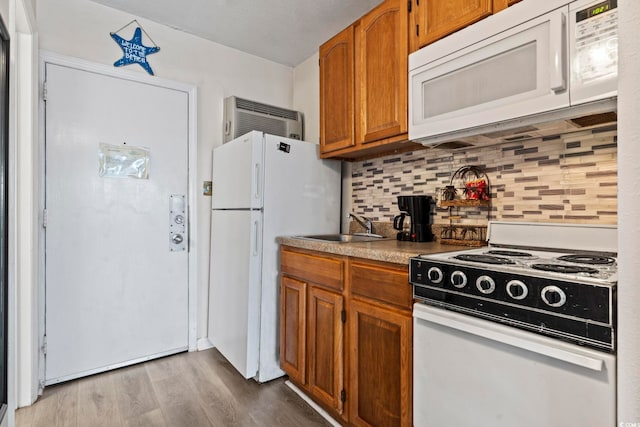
(450, 271), (467, 288)
(541, 286), (567, 308)
(476, 275), (496, 294)
(506, 280), (528, 300)
(427, 267), (444, 284)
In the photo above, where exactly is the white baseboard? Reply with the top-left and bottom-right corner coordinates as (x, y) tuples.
(196, 338), (214, 351)
(285, 380), (342, 427)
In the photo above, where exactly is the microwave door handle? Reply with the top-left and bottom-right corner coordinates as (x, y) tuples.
(549, 10), (567, 93)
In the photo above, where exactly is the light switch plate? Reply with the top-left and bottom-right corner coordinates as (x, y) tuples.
(203, 181), (212, 196)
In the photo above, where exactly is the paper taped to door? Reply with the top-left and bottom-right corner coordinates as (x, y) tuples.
(98, 142), (150, 179)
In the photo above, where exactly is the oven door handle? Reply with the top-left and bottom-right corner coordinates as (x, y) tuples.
(413, 304), (605, 371)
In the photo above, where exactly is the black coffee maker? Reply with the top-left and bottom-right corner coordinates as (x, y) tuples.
(393, 195), (434, 242)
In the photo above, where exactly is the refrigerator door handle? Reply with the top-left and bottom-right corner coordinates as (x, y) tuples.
(253, 220), (260, 256)
(254, 163), (260, 200)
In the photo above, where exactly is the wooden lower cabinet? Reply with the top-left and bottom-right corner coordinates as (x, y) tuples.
(349, 299), (411, 427)
(279, 246), (412, 426)
(308, 286), (345, 415)
(280, 247), (347, 423)
(280, 276), (306, 385)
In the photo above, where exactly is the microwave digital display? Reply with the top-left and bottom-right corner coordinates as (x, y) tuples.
(576, 0), (617, 23)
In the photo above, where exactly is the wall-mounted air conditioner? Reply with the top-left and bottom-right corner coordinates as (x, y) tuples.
(223, 96), (303, 143)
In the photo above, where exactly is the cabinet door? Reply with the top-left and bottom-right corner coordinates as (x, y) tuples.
(417, 0), (492, 47)
(357, 0), (408, 144)
(493, 0), (522, 13)
(307, 286), (344, 414)
(280, 276), (306, 385)
(349, 299), (412, 427)
(320, 25), (355, 154)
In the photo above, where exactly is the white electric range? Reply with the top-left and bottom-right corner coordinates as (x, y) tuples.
(410, 221), (617, 427)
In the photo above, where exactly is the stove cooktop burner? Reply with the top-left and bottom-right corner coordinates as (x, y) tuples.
(556, 254), (616, 265)
(453, 254), (516, 265)
(486, 250), (533, 257)
(531, 263), (599, 274)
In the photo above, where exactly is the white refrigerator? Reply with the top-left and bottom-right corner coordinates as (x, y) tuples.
(208, 131), (341, 382)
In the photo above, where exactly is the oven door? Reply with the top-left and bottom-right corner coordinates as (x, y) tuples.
(413, 303), (616, 427)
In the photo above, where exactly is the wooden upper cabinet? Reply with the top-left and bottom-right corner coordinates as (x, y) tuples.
(493, 0), (522, 13)
(410, 0), (524, 51)
(421, 0), (492, 46)
(319, 26), (355, 154)
(356, 0), (408, 145)
(320, 0), (421, 159)
(413, 0), (493, 48)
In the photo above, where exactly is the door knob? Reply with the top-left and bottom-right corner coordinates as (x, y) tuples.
(169, 194), (187, 252)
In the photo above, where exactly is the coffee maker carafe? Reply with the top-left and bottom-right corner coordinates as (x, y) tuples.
(393, 195), (433, 242)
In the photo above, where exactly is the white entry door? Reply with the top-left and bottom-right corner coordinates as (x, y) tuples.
(44, 62), (190, 385)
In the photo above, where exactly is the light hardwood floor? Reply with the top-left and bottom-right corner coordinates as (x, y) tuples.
(15, 348), (331, 427)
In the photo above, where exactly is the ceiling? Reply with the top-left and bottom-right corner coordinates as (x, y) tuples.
(90, 0), (384, 67)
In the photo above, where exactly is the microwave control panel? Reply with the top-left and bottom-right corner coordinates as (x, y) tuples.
(573, 0), (618, 83)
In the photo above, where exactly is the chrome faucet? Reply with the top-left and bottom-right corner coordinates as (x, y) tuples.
(348, 212), (373, 235)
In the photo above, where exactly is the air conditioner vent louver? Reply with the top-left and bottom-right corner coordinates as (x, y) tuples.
(235, 98), (300, 121)
(223, 96), (303, 143)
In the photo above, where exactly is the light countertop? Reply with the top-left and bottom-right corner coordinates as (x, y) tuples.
(277, 236), (472, 265)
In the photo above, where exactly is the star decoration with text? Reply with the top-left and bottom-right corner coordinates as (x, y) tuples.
(111, 27), (160, 75)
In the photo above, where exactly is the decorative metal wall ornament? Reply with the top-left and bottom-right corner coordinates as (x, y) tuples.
(110, 20), (160, 75)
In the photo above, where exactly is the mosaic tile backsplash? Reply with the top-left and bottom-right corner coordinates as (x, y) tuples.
(351, 127), (617, 229)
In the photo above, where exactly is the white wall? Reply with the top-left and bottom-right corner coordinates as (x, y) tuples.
(617, 0), (640, 422)
(292, 52), (319, 143)
(0, 3), (8, 420)
(0, 1), (7, 24)
(5, 0), (39, 418)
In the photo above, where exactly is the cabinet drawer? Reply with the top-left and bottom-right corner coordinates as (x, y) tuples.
(281, 248), (344, 291)
(350, 260), (412, 310)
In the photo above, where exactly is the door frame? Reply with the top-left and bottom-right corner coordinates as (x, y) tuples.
(38, 51), (198, 389)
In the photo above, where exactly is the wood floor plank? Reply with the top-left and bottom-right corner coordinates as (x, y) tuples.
(30, 380), (78, 427)
(14, 407), (34, 427)
(248, 381), (331, 427)
(76, 370), (124, 427)
(17, 349), (331, 427)
(144, 351), (190, 383)
(122, 408), (167, 427)
(150, 371), (213, 427)
(193, 349), (330, 426)
(180, 349), (257, 426)
(112, 363), (160, 420)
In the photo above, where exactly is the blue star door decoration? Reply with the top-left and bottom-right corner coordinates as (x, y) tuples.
(110, 23), (160, 75)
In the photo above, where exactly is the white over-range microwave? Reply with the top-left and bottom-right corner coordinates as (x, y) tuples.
(409, 0), (618, 147)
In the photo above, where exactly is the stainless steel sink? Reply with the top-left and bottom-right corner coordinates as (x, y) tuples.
(295, 233), (387, 243)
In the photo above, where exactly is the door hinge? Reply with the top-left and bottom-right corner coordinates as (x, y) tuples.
(408, 0), (412, 12)
(341, 389), (346, 403)
(341, 309), (346, 323)
(41, 335), (47, 355)
(42, 81), (48, 102)
(43, 209), (48, 228)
